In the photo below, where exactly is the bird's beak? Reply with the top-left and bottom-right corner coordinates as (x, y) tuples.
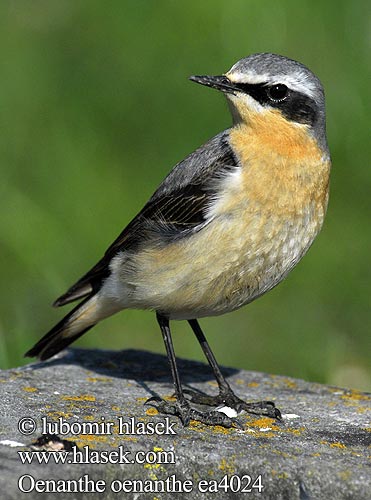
(189, 75), (237, 95)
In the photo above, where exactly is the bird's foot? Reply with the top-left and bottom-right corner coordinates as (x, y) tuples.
(183, 388), (282, 420)
(145, 396), (242, 429)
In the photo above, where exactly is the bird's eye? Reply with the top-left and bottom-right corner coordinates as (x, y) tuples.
(267, 84), (289, 102)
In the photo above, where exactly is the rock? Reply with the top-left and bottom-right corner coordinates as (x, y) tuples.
(0, 348), (370, 499)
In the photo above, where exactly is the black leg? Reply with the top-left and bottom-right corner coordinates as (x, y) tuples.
(156, 312), (185, 402)
(188, 319), (231, 395)
(187, 319), (282, 420)
(145, 312), (242, 428)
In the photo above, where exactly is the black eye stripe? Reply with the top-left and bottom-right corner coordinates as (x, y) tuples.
(232, 82), (318, 126)
(233, 82), (289, 102)
(233, 82), (266, 97)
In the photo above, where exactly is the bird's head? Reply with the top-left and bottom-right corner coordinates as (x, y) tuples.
(190, 53), (327, 151)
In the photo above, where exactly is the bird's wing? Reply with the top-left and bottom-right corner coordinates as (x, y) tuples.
(54, 130), (239, 306)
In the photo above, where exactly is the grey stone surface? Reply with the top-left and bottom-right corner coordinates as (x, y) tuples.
(0, 348), (370, 499)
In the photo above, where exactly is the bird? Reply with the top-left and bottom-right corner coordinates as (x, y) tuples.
(26, 53), (331, 428)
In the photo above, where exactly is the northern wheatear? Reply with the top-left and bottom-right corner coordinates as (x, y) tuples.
(26, 53), (331, 428)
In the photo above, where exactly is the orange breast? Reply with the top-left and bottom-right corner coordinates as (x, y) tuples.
(228, 110), (330, 217)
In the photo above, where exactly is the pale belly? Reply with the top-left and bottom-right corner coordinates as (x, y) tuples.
(106, 200), (326, 320)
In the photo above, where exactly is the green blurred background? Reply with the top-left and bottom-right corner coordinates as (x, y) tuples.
(1, 0), (370, 390)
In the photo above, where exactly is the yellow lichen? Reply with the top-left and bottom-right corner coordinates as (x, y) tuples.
(164, 396), (176, 402)
(212, 425), (233, 435)
(47, 410), (73, 419)
(75, 434), (109, 447)
(356, 407), (371, 414)
(338, 470), (351, 481)
(341, 391), (370, 402)
(146, 408), (159, 416)
(146, 408), (158, 417)
(218, 457), (236, 474)
(235, 379), (246, 385)
(61, 394), (96, 402)
(248, 417), (279, 430)
(255, 431), (276, 438)
(86, 376), (111, 383)
(144, 463), (161, 470)
(330, 442), (346, 449)
(189, 420), (206, 431)
(285, 427), (305, 436)
(276, 472), (289, 479)
(271, 449), (291, 458)
(282, 379), (298, 389)
(320, 440), (346, 450)
(270, 468), (289, 479)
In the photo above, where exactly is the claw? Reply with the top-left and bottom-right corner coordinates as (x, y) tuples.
(145, 396), (241, 428)
(179, 388), (282, 421)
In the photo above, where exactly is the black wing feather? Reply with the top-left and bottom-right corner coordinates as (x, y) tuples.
(54, 130), (238, 306)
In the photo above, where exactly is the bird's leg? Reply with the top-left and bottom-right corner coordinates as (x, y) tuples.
(145, 313), (241, 428)
(186, 319), (281, 420)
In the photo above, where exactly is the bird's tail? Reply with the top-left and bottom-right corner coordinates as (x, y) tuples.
(25, 294), (115, 361)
